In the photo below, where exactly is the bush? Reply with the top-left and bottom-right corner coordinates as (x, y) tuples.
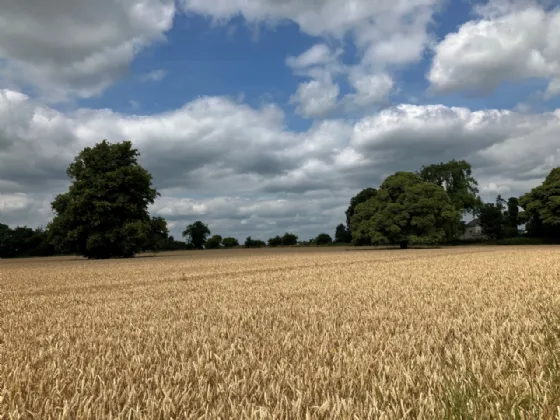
(245, 237), (266, 248)
(315, 233), (333, 246)
(268, 236), (283, 247)
(281, 233), (298, 246)
(222, 237), (239, 248)
(205, 235), (223, 249)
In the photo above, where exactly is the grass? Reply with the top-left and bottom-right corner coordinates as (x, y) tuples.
(1, 246), (560, 418)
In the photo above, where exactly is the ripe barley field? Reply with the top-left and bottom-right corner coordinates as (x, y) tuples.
(1, 246), (560, 419)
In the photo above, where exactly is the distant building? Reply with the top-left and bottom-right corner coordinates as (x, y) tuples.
(460, 218), (486, 240)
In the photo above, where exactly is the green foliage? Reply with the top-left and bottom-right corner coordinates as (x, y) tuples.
(476, 195), (520, 241)
(351, 172), (459, 249)
(145, 217), (170, 253)
(267, 235), (283, 247)
(47, 140), (161, 259)
(281, 232), (298, 246)
(520, 168), (560, 239)
(315, 233), (333, 245)
(205, 234), (223, 249)
(346, 188), (377, 242)
(419, 160), (482, 241)
(244, 237), (266, 248)
(334, 223), (352, 243)
(418, 160), (481, 214)
(222, 237), (239, 248)
(479, 202), (506, 240)
(0, 224), (56, 258)
(163, 235), (193, 251)
(182, 221), (211, 250)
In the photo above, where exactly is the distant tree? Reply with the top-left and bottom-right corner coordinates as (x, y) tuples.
(346, 188), (377, 236)
(145, 216), (170, 252)
(479, 201), (506, 240)
(315, 233), (333, 245)
(351, 172), (459, 249)
(206, 234), (223, 249)
(267, 235), (283, 247)
(0, 224), (55, 258)
(47, 140), (160, 259)
(182, 221), (211, 250)
(222, 237), (239, 248)
(334, 223), (352, 243)
(520, 167), (560, 239)
(163, 235), (192, 251)
(418, 160), (482, 241)
(503, 197), (520, 238)
(245, 237), (266, 248)
(281, 232), (298, 246)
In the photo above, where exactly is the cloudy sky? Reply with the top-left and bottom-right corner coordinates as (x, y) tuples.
(1, 0), (560, 242)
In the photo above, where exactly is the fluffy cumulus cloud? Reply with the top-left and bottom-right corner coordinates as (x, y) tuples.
(429, 4), (560, 96)
(2, 89), (560, 239)
(0, 0), (175, 101)
(290, 79), (340, 118)
(181, 0), (440, 111)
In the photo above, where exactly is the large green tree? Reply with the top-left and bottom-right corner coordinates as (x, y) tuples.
(205, 235), (223, 249)
(418, 160), (481, 241)
(479, 201), (506, 240)
(222, 237), (239, 248)
(351, 172), (459, 249)
(346, 188), (377, 231)
(315, 233), (333, 245)
(334, 223), (352, 243)
(418, 160), (481, 215)
(267, 235), (283, 247)
(520, 168), (560, 239)
(48, 140), (163, 259)
(282, 232), (298, 246)
(182, 221), (211, 249)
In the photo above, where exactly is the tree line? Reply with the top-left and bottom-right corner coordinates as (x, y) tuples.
(1, 140), (558, 258)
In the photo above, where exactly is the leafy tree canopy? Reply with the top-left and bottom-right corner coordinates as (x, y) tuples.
(0, 224), (55, 258)
(351, 172), (459, 249)
(520, 167), (560, 238)
(267, 236), (283, 247)
(245, 237), (266, 248)
(281, 232), (298, 246)
(334, 223), (352, 243)
(315, 233), (333, 245)
(346, 188), (377, 229)
(48, 140), (163, 259)
(222, 237), (239, 248)
(182, 221), (211, 250)
(419, 160), (481, 214)
(479, 201), (506, 240)
(206, 234), (223, 249)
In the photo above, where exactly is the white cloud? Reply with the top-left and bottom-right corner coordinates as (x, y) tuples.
(2, 88), (560, 239)
(181, 0), (438, 45)
(346, 71), (393, 107)
(287, 44), (338, 70)
(0, 0), (175, 101)
(140, 69), (168, 83)
(290, 79), (340, 118)
(429, 5), (560, 95)
(182, 0), (440, 113)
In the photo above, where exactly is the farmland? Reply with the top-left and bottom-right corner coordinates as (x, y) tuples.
(2, 246), (560, 419)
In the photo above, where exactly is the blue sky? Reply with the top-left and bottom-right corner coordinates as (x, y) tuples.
(1, 0), (560, 241)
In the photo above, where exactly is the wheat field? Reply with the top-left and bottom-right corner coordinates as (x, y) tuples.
(1, 246), (560, 419)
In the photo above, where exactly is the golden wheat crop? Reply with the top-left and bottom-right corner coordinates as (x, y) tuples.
(1, 246), (560, 419)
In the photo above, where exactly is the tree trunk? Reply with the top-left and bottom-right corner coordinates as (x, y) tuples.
(400, 241), (408, 250)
